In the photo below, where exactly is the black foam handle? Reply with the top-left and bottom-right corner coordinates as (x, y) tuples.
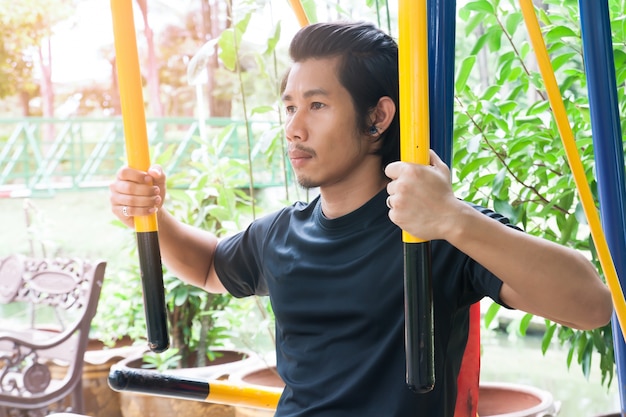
(136, 231), (170, 352)
(108, 365), (208, 400)
(404, 241), (434, 393)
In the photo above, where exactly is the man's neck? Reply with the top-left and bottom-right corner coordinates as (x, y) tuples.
(319, 174), (389, 219)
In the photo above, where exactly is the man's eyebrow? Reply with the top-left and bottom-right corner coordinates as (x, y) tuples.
(281, 88), (330, 102)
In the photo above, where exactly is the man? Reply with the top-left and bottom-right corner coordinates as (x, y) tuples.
(110, 21), (612, 416)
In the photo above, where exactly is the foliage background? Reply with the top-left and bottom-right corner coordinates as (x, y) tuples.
(0, 0), (624, 403)
(452, 0), (625, 388)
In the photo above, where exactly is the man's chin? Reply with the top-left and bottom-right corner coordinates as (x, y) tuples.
(296, 176), (318, 189)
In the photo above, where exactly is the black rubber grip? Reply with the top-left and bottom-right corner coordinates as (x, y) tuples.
(136, 231), (170, 352)
(404, 241), (435, 393)
(108, 365), (208, 400)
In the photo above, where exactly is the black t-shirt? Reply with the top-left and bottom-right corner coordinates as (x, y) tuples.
(214, 189), (514, 416)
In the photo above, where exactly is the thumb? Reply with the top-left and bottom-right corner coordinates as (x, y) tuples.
(148, 165), (166, 184)
(428, 149), (445, 168)
(429, 149), (452, 180)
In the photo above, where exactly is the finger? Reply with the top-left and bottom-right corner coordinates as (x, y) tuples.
(111, 171), (159, 200)
(114, 204), (137, 228)
(119, 202), (157, 217)
(147, 165), (167, 191)
(384, 161), (403, 179)
(115, 193), (161, 210)
(116, 166), (152, 184)
(109, 179), (161, 217)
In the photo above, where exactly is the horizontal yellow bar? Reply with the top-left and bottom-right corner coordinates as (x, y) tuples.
(206, 380), (282, 410)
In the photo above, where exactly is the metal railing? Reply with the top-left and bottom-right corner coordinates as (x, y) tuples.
(0, 117), (287, 197)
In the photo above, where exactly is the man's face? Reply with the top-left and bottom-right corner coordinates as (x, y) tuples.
(281, 57), (376, 189)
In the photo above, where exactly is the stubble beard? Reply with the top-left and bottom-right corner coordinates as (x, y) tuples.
(296, 175), (318, 190)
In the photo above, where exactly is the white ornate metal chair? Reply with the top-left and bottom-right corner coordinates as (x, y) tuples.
(0, 255), (105, 417)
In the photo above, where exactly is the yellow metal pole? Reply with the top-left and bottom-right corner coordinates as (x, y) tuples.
(519, 0), (626, 339)
(398, 0), (435, 392)
(287, 0), (310, 27)
(399, 0), (431, 189)
(205, 380), (281, 409)
(110, 0), (169, 352)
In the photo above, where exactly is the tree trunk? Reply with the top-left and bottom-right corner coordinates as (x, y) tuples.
(109, 56), (122, 116)
(18, 91), (31, 116)
(201, 0), (232, 118)
(136, 0), (164, 117)
(38, 37), (55, 142)
(476, 24), (490, 90)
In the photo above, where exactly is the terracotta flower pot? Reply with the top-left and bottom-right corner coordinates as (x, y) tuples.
(228, 363), (284, 417)
(48, 337), (145, 417)
(80, 338), (146, 417)
(228, 367), (560, 417)
(478, 382), (558, 417)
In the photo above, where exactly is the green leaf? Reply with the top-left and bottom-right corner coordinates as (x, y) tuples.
(481, 85), (501, 101)
(526, 100), (551, 116)
(483, 302), (501, 328)
(234, 12), (252, 35)
(302, 0), (318, 23)
(463, 0), (495, 14)
(558, 212), (577, 245)
(470, 32), (490, 55)
(486, 26), (503, 52)
(218, 28), (238, 71)
(492, 168), (507, 196)
(592, 329), (607, 353)
(456, 56), (477, 92)
(505, 12), (523, 36)
(518, 313), (534, 336)
(473, 173), (496, 188)
(494, 199), (523, 223)
(545, 25), (578, 41)
(581, 337), (594, 379)
(542, 322), (557, 354)
(498, 100), (517, 115)
(250, 105), (275, 116)
(263, 22), (282, 56)
(574, 202), (588, 225)
(550, 52), (578, 72)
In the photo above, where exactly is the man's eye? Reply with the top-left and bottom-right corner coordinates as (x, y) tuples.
(311, 102), (325, 110)
(285, 106), (296, 114)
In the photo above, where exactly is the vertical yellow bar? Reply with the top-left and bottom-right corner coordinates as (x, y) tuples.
(110, 0), (158, 234)
(398, 0), (429, 243)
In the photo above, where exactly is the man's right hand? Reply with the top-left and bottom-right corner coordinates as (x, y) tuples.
(109, 165), (166, 228)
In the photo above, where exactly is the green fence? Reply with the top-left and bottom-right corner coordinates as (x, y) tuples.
(0, 117), (287, 197)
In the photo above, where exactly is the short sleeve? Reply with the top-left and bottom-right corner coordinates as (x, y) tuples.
(214, 219), (271, 298)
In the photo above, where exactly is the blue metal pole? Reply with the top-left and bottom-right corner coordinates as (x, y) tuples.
(428, 0), (456, 166)
(579, 0), (626, 411)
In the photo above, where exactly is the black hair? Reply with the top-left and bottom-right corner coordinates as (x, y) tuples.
(285, 21), (400, 168)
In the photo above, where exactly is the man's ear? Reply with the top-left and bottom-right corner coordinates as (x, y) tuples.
(370, 96), (396, 134)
